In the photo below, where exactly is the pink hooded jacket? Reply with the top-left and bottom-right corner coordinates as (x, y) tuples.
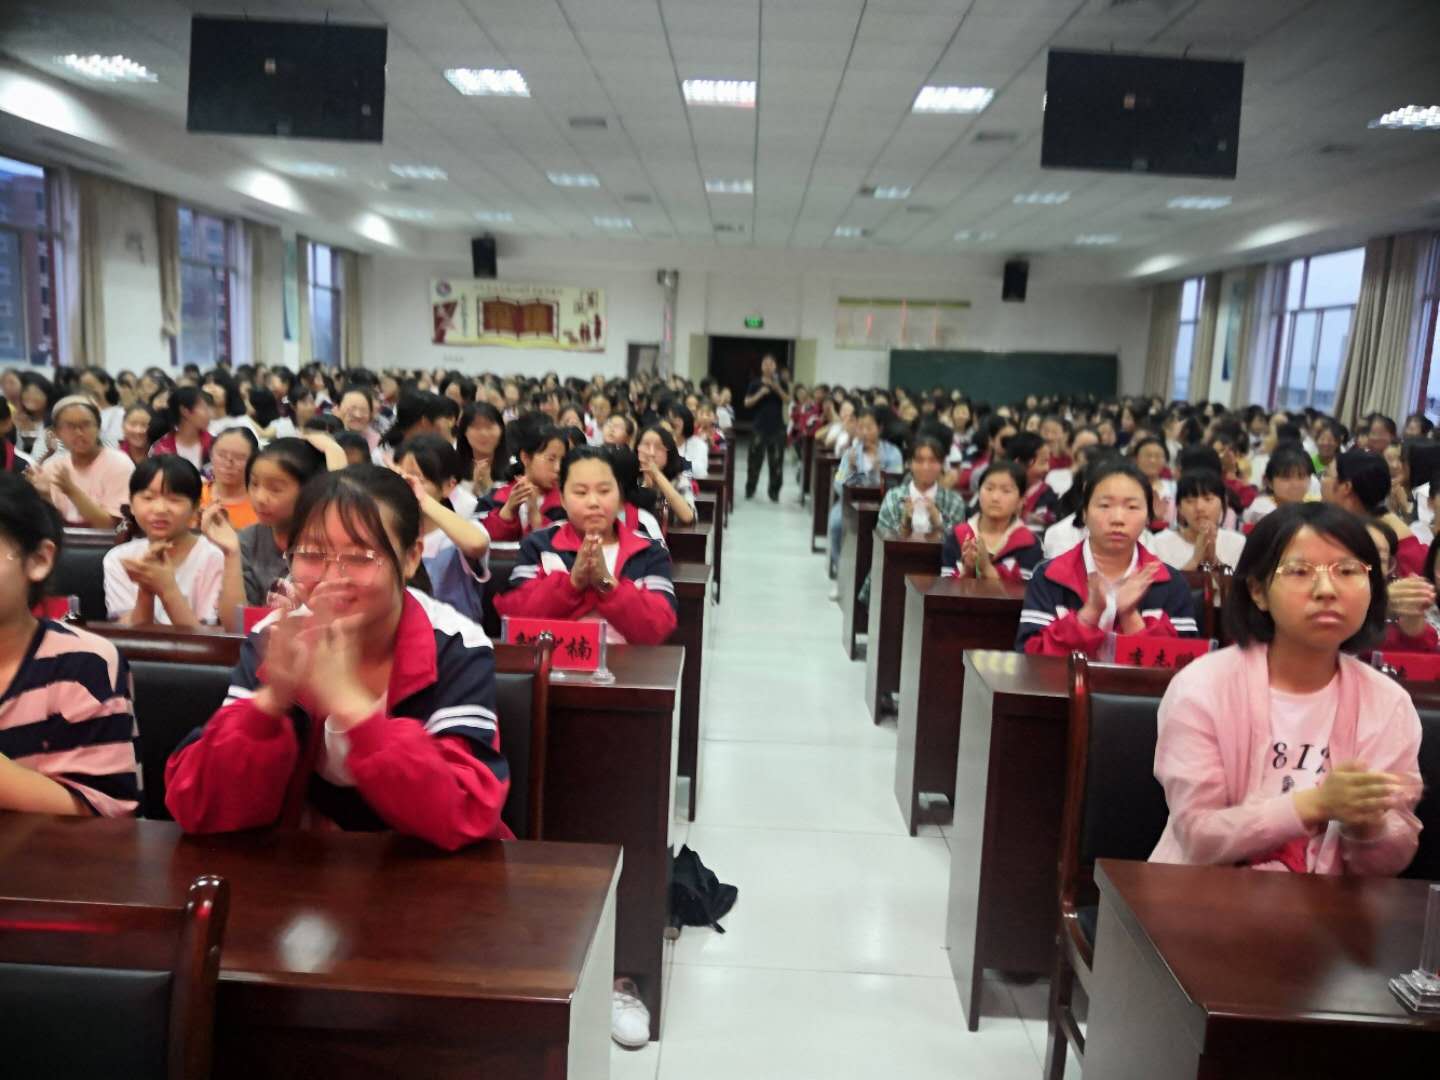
(1150, 643), (1423, 875)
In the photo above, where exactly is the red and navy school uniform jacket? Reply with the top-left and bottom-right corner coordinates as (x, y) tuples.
(164, 589), (511, 851)
(1380, 621), (1440, 653)
(1023, 481), (1059, 528)
(1015, 541), (1199, 657)
(495, 520), (678, 645)
(957, 453), (990, 495)
(1394, 534), (1427, 579)
(940, 520), (1042, 584)
(477, 482), (565, 542)
(1223, 475), (1257, 510)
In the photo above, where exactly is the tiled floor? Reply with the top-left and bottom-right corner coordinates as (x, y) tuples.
(612, 453), (1071, 1080)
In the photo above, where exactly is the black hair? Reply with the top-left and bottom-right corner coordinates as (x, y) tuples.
(1003, 431), (1045, 468)
(0, 471), (63, 606)
(559, 443), (620, 489)
(667, 403), (696, 441)
(204, 372), (246, 418)
(303, 413), (344, 435)
(397, 434), (464, 488)
(1265, 444), (1315, 485)
(440, 375), (477, 404)
(638, 423), (685, 482)
(972, 413), (1013, 456)
(1223, 502), (1385, 652)
(1368, 517), (1399, 579)
(1131, 434), (1170, 463)
(289, 465), (422, 595)
(83, 366), (120, 407)
(1274, 421), (1302, 445)
(335, 431), (371, 461)
(1401, 439), (1440, 494)
(1405, 412), (1434, 437)
(1363, 412), (1398, 438)
(908, 433), (947, 464)
(339, 385), (375, 413)
(1333, 449), (1390, 515)
(246, 436), (327, 488)
(1082, 458), (1155, 522)
(166, 385), (207, 433)
(384, 391), (451, 448)
(247, 387), (281, 429)
(456, 401), (505, 480)
(1176, 468), (1227, 504)
(1176, 445), (1223, 476)
(212, 424), (259, 458)
(270, 368), (296, 395)
(129, 454), (203, 503)
(979, 459), (1027, 497)
(511, 419), (566, 481)
(19, 372), (57, 420)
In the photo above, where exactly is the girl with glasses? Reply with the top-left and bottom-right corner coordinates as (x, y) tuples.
(30, 396), (134, 529)
(200, 427), (259, 530)
(1150, 502), (1422, 876)
(166, 465), (511, 848)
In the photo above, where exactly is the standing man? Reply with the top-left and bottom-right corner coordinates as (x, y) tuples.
(744, 354), (790, 501)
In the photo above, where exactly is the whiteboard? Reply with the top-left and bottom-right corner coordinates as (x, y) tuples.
(834, 296), (971, 351)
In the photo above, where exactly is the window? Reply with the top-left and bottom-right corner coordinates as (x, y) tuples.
(1270, 247), (1365, 411)
(0, 154), (59, 365)
(178, 206), (234, 367)
(307, 241), (343, 366)
(1418, 282), (1440, 421)
(1170, 277), (1205, 400)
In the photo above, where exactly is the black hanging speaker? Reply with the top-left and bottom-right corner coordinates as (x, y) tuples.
(471, 235), (497, 279)
(1002, 259), (1029, 302)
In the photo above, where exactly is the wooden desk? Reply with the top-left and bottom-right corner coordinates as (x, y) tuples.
(864, 531), (943, 723)
(694, 492), (723, 602)
(837, 490), (882, 660)
(893, 578), (1024, 834)
(945, 651), (1069, 1031)
(0, 816), (620, 1079)
(800, 433), (815, 505)
(671, 562), (712, 822)
(79, 624), (683, 1043)
(811, 452), (839, 553)
(667, 520), (713, 569)
(1087, 860), (1440, 1077)
(694, 491), (717, 525)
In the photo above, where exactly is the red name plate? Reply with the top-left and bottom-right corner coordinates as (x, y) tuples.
(1114, 634), (1213, 670)
(1375, 651), (1440, 682)
(242, 606), (272, 634)
(34, 596), (72, 620)
(502, 616), (602, 672)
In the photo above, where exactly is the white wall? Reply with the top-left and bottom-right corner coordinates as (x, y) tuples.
(93, 180), (168, 372)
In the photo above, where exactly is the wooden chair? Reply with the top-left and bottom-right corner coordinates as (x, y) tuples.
(1045, 653), (1178, 1080)
(1180, 563), (1233, 642)
(1372, 676), (1440, 882)
(0, 875), (229, 1080)
(494, 637), (556, 840)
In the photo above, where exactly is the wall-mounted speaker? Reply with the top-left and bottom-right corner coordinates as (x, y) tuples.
(1002, 259), (1029, 302)
(471, 235), (497, 279)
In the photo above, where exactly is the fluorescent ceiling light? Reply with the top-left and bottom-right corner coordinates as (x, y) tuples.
(682, 79), (756, 108)
(1368, 105), (1440, 130)
(953, 230), (997, 242)
(377, 206), (436, 221)
(912, 85), (994, 114)
(833, 226), (866, 238)
(443, 68), (529, 97)
(870, 185), (912, 200)
(1014, 191), (1070, 205)
(705, 178), (753, 194)
(474, 210), (513, 223)
(1074, 234), (1120, 246)
(548, 171), (601, 188)
(390, 164), (447, 181)
(283, 162), (345, 179)
(56, 53), (157, 83)
(593, 216), (633, 229)
(1168, 196), (1232, 210)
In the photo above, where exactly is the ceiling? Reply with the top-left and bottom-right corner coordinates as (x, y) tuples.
(1, 0), (1439, 274)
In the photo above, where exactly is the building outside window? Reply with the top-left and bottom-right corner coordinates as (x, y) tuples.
(178, 206), (234, 367)
(0, 154), (59, 365)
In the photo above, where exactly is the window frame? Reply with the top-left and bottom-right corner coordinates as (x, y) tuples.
(1415, 289), (1440, 421)
(1265, 248), (1365, 411)
(307, 240), (343, 367)
(1170, 276), (1205, 400)
(176, 205), (236, 369)
(0, 154), (61, 366)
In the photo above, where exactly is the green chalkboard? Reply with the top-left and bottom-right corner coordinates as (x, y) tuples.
(889, 349), (1117, 404)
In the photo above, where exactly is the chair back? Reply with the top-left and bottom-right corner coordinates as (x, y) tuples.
(494, 637), (555, 840)
(50, 543), (109, 621)
(1395, 681), (1440, 882)
(1181, 565), (1232, 643)
(481, 549), (521, 638)
(1059, 654), (1177, 963)
(0, 875), (229, 1080)
(131, 659), (234, 821)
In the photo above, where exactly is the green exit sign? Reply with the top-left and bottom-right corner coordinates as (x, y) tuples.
(744, 315), (764, 329)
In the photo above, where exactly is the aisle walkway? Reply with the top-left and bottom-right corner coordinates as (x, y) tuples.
(614, 450), (1052, 1080)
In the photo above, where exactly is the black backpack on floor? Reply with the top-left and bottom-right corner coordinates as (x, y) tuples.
(669, 845), (738, 933)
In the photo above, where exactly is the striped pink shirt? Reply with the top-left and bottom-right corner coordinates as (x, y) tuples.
(0, 620), (139, 816)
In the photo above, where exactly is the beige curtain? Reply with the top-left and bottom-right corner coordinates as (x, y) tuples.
(247, 222), (284, 367)
(340, 250), (362, 369)
(60, 171), (108, 367)
(1142, 281), (1182, 399)
(1229, 265), (1275, 409)
(1186, 271), (1224, 403)
(296, 236), (312, 364)
(155, 194), (180, 343)
(1333, 235), (1425, 427)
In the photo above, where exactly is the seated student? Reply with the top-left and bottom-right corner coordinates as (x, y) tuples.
(1381, 532), (1440, 652)
(941, 460), (1043, 583)
(1130, 435), (1175, 528)
(200, 426), (259, 531)
(877, 433), (966, 538)
(478, 419), (566, 541)
(165, 466), (510, 849)
(149, 385), (214, 469)
(335, 431), (372, 468)
(30, 395), (134, 528)
(602, 413), (637, 449)
(1150, 470), (1247, 572)
(104, 456), (226, 628)
(1149, 502), (1422, 874)
(1322, 448), (1426, 577)
(694, 400), (726, 451)
(1243, 443), (1315, 527)
(455, 401), (506, 511)
(1211, 423), (1258, 510)
(1002, 431), (1059, 529)
(584, 390), (612, 446)
(1044, 426), (1098, 499)
(495, 446), (677, 645)
(636, 423), (696, 527)
(956, 414), (1015, 494)
(666, 403), (710, 478)
(1397, 440), (1440, 543)
(1040, 414), (1072, 471)
(395, 435), (490, 560)
(1017, 458), (1198, 656)
(0, 474), (138, 816)
(828, 407), (903, 581)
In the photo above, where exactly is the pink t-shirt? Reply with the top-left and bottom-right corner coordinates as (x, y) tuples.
(40, 448), (135, 526)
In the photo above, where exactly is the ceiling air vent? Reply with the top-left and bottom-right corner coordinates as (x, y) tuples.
(568, 116), (609, 130)
(973, 130), (1020, 144)
(714, 222), (746, 234)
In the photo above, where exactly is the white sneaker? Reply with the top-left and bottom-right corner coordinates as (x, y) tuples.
(828, 582), (840, 601)
(612, 977), (650, 1048)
